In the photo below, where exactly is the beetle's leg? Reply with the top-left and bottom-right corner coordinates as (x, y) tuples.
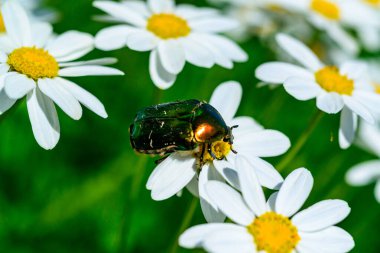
(199, 143), (207, 167)
(231, 125), (239, 129)
(207, 144), (218, 160)
(231, 147), (238, 154)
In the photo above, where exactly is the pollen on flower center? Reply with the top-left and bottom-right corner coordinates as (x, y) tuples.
(315, 66), (354, 95)
(0, 13), (5, 33)
(147, 14), (191, 39)
(198, 141), (231, 163)
(247, 212), (300, 253)
(7, 47), (59, 80)
(310, 0), (341, 20)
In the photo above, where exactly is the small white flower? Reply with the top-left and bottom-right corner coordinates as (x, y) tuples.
(146, 81), (290, 222)
(0, 1), (124, 150)
(353, 0), (380, 52)
(256, 33), (380, 149)
(207, 0), (281, 40)
(275, 0), (380, 54)
(93, 0), (248, 89)
(346, 121), (380, 203)
(180, 156), (354, 253)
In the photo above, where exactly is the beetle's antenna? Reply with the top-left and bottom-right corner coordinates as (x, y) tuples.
(231, 125), (239, 129)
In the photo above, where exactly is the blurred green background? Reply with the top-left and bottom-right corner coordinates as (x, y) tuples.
(0, 0), (379, 252)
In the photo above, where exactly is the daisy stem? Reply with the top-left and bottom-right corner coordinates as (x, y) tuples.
(168, 196), (198, 253)
(120, 88), (163, 252)
(276, 110), (324, 172)
(119, 156), (149, 253)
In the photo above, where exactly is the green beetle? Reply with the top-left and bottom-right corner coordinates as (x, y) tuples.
(129, 99), (237, 164)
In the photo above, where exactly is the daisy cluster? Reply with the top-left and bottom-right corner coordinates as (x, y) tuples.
(1, 0), (380, 252)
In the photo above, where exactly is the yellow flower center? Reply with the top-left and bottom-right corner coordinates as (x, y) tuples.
(364, 0), (380, 6)
(310, 0), (341, 20)
(315, 66), (354, 95)
(7, 47), (59, 80)
(374, 83), (380, 94)
(147, 14), (191, 39)
(198, 141), (231, 163)
(0, 13), (5, 33)
(247, 212), (300, 253)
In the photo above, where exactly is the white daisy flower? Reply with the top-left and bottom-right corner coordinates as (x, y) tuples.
(146, 81), (290, 222)
(207, 0), (281, 40)
(348, 0), (380, 52)
(346, 121), (380, 203)
(93, 0), (248, 89)
(256, 33), (380, 149)
(275, 0), (380, 54)
(0, 1), (123, 150)
(180, 156), (354, 253)
(0, 0), (58, 28)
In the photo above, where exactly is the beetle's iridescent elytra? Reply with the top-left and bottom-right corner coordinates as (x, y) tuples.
(129, 99), (237, 164)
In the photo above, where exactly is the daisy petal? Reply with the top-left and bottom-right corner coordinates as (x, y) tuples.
(149, 50), (176, 89)
(230, 116), (263, 133)
(158, 40), (186, 75)
(345, 160), (380, 186)
(148, 0), (174, 13)
(32, 22), (53, 48)
(190, 34), (233, 69)
(59, 66), (124, 77)
(209, 81), (242, 122)
(339, 107), (358, 149)
(186, 176), (199, 197)
(239, 154), (283, 190)
(340, 61), (366, 80)
(206, 181), (254, 226)
(59, 58), (118, 67)
(267, 192), (278, 211)
(343, 96), (374, 124)
(292, 200), (350, 232)
(4, 73), (36, 99)
(297, 227), (354, 253)
(276, 168), (313, 217)
(2, 1), (32, 47)
(189, 17), (238, 33)
(147, 153), (196, 201)
(201, 34), (247, 62)
(180, 223), (240, 249)
(204, 226), (256, 253)
(57, 78), (107, 118)
(276, 34), (322, 71)
(255, 62), (313, 84)
(213, 159), (240, 190)
(284, 77), (322, 100)
(27, 88), (60, 150)
(237, 156), (268, 216)
(93, 1), (146, 26)
(38, 78), (82, 120)
(95, 25), (134, 51)
(0, 89), (16, 115)
(47, 31), (94, 60)
(199, 165), (226, 223)
(316, 92), (344, 114)
(127, 30), (158, 52)
(182, 36), (214, 68)
(234, 130), (291, 157)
